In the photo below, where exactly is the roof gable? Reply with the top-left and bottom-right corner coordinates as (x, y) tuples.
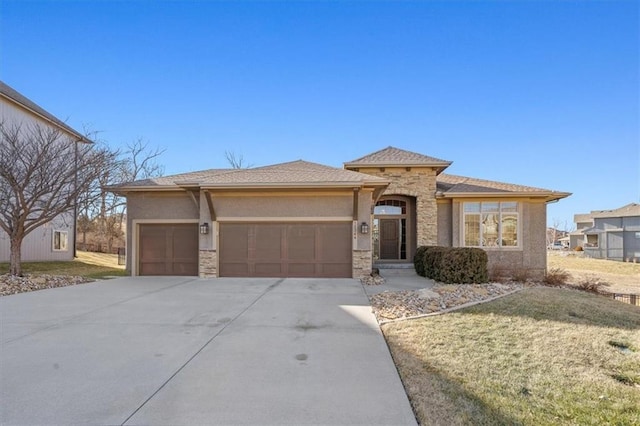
(344, 146), (452, 170)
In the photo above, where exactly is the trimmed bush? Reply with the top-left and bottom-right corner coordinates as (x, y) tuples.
(413, 246), (430, 277)
(414, 246), (488, 284)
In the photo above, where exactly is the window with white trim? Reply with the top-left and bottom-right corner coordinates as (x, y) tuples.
(463, 202), (519, 247)
(53, 230), (68, 251)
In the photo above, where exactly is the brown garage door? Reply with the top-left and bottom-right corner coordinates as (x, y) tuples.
(139, 224), (198, 276)
(219, 223), (352, 278)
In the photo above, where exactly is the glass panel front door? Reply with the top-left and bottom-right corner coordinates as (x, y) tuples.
(374, 198), (409, 261)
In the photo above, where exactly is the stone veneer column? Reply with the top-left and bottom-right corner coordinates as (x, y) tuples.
(352, 249), (372, 278)
(199, 250), (217, 278)
(356, 167), (439, 247)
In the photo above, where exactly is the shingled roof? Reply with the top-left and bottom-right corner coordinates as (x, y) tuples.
(0, 80), (91, 143)
(111, 160), (390, 192)
(436, 173), (570, 201)
(344, 146), (452, 172)
(575, 203), (640, 220)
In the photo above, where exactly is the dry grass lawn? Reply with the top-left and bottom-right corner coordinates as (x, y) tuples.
(383, 287), (640, 426)
(548, 252), (640, 294)
(0, 251), (126, 279)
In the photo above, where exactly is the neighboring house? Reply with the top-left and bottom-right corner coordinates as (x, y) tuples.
(112, 146), (570, 280)
(570, 203), (640, 261)
(546, 227), (570, 247)
(0, 81), (89, 262)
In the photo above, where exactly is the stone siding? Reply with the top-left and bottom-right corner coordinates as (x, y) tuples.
(352, 249), (372, 278)
(355, 167), (439, 246)
(199, 250), (217, 278)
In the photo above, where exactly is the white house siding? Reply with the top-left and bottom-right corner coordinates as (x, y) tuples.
(1, 97), (45, 126)
(0, 213), (75, 262)
(1, 92), (79, 263)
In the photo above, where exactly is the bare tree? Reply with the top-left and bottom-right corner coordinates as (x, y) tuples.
(225, 150), (253, 169)
(120, 138), (165, 181)
(78, 138), (165, 253)
(0, 121), (116, 275)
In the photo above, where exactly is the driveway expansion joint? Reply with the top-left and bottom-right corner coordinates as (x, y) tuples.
(120, 278), (285, 425)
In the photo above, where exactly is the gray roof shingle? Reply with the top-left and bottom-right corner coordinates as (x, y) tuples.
(113, 160), (389, 190)
(436, 173), (570, 201)
(575, 203), (640, 220)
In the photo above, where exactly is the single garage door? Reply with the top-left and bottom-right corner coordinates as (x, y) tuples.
(219, 222), (352, 278)
(138, 224), (198, 276)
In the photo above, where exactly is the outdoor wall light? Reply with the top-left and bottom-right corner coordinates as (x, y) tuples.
(200, 223), (209, 235)
(360, 222), (369, 234)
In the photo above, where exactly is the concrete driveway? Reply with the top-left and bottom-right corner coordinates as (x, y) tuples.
(1, 277), (416, 425)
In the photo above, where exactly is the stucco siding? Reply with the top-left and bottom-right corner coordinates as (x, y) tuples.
(437, 200), (452, 246)
(212, 194), (352, 218)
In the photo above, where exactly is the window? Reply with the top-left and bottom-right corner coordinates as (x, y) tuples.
(463, 202), (518, 248)
(53, 230), (68, 251)
(374, 199), (406, 215)
(585, 234), (598, 248)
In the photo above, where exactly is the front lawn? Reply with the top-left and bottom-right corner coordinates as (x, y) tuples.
(382, 287), (640, 425)
(0, 251), (126, 279)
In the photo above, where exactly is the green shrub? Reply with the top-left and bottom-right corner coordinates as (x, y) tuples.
(425, 247), (447, 280)
(413, 246), (430, 277)
(415, 246), (488, 284)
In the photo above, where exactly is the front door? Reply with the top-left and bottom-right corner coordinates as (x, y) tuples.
(379, 219), (400, 259)
(373, 197), (412, 261)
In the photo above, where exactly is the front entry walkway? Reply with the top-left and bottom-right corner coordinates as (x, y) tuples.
(1, 277), (416, 425)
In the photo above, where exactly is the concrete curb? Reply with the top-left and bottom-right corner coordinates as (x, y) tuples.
(378, 287), (526, 325)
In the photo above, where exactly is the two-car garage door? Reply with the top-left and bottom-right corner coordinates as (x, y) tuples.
(219, 223), (352, 278)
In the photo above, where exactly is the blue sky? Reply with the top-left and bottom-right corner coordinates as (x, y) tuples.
(1, 0), (638, 228)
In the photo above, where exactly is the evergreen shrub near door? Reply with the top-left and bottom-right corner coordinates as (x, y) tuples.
(415, 246), (489, 284)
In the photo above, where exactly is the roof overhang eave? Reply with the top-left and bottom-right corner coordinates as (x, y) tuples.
(436, 191), (572, 202)
(201, 180), (390, 190)
(104, 185), (185, 194)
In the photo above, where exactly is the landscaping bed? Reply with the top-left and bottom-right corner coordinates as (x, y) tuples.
(0, 251), (126, 296)
(0, 274), (92, 296)
(370, 282), (530, 321)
